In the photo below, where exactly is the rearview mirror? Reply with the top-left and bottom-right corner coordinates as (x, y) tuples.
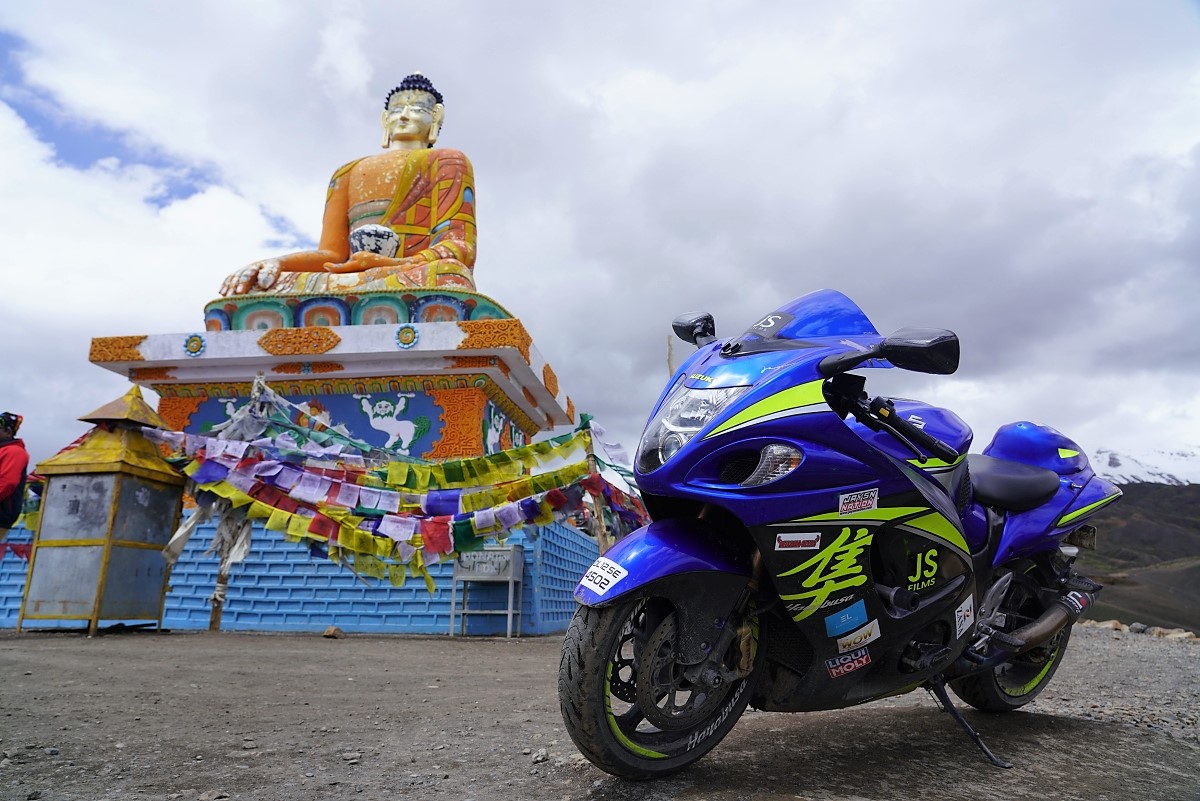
(672, 312), (717, 347)
(879, 328), (959, 374)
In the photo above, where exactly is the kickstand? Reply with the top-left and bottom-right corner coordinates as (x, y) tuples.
(925, 677), (1013, 769)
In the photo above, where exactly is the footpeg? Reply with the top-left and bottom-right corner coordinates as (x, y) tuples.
(980, 625), (1025, 652)
(901, 643), (953, 672)
(1062, 574), (1103, 593)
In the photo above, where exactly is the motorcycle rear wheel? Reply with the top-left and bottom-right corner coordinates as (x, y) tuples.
(558, 596), (760, 779)
(951, 565), (1072, 712)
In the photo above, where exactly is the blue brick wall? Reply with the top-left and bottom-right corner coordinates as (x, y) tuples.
(0, 527), (32, 628)
(1, 520), (598, 636)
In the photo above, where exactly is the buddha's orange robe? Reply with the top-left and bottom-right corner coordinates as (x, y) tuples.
(271, 148), (476, 294)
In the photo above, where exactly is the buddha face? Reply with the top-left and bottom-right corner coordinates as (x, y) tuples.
(382, 89), (444, 149)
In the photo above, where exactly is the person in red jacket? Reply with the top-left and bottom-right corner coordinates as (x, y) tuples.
(0, 412), (29, 535)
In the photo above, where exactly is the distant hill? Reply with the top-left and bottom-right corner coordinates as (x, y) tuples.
(1075, 483), (1200, 632)
(1091, 446), (1200, 486)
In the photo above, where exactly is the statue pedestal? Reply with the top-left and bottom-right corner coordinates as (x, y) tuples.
(202, 287), (514, 331)
(89, 315), (574, 459)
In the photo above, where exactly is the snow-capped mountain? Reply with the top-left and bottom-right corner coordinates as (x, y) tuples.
(1091, 447), (1200, 486)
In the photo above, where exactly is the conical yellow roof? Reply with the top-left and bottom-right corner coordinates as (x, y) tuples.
(78, 385), (170, 430)
(36, 426), (183, 484)
(38, 387), (183, 484)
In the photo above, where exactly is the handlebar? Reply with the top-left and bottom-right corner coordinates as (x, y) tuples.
(825, 375), (961, 464)
(867, 396), (961, 463)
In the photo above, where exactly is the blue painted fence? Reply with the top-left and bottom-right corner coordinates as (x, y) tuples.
(0, 521), (598, 636)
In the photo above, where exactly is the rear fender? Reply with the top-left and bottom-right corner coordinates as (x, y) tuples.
(573, 518), (752, 665)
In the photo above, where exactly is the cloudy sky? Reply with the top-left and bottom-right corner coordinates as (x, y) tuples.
(1, 2), (1198, 469)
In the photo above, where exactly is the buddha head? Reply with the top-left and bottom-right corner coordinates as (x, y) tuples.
(382, 73), (445, 150)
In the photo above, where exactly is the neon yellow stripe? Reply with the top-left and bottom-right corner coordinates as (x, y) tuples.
(1056, 491), (1121, 527)
(906, 511), (970, 554)
(797, 506), (969, 553)
(1058, 448), (1080, 459)
(604, 662), (666, 759)
(1000, 645), (1060, 697)
(704, 380), (826, 439)
(798, 506), (924, 523)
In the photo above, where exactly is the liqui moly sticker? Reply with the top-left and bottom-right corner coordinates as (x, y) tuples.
(579, 557), (627, 597)
(955, 595), (975, 639)
(837, 619), (881, 653)
(775, 532), (822, 551)
(838, 488), (879, 515)
(826, 646), (872, 678)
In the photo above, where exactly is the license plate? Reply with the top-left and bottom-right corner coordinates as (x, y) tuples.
(1064, 525), (1097, 550)
(579, 557), (627, 596)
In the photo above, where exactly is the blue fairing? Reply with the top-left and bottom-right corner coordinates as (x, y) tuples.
(741, 288), (881, 339)
(661, 289), (891, 398)
(573, 518), (750, 607)
(636, 291), (919, 528)
(979, 420), (1122, 562)
(984, 421), (1088, 475)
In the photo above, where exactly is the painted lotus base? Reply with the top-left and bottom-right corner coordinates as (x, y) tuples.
(203, 288), (514, 332)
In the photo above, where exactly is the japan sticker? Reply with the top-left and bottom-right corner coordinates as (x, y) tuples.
(775, 532), (822, 551)
(579, 557), (627, 597)
(838, 488), (878, 515)
(955, 595), (975, 639)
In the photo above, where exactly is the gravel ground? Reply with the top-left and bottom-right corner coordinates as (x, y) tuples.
(0, 624), (1196, 801)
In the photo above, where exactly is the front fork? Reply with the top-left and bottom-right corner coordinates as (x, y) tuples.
(683, 551), (763, 689)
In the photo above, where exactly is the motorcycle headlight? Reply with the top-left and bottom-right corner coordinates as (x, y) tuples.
(637, 384), (750, 474)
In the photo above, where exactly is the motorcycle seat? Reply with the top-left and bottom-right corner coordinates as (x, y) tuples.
(966, 454), (1060, 512)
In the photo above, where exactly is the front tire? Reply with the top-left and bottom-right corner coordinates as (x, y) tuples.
(558, 596), (759, 779)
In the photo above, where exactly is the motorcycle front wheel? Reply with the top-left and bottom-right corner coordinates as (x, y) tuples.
(558, 596), (760, 779)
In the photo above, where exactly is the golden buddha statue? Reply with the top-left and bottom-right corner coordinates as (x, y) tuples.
(220, 74), (476, 296)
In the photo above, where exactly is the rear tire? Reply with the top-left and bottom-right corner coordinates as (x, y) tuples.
(950, 625), (1071, 711)
(558, 597), (760, 779)
(951, 564), (1072, 712)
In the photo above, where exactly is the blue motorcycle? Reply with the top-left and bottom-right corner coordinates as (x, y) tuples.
(558, 289), (1120, 779)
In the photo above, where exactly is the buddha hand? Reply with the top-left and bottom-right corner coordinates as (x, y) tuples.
(221, 259), (282, 296)
(323, 251), (403, 273)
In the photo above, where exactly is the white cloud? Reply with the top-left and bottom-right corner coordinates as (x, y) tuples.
(0, 0), (1198, 474)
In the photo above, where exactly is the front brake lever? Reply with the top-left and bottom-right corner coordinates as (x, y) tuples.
(867, 396), (927, 462)
(878, 419), (926, 462)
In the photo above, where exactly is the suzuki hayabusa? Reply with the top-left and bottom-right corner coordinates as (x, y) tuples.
(558, 289), (1120, 779)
